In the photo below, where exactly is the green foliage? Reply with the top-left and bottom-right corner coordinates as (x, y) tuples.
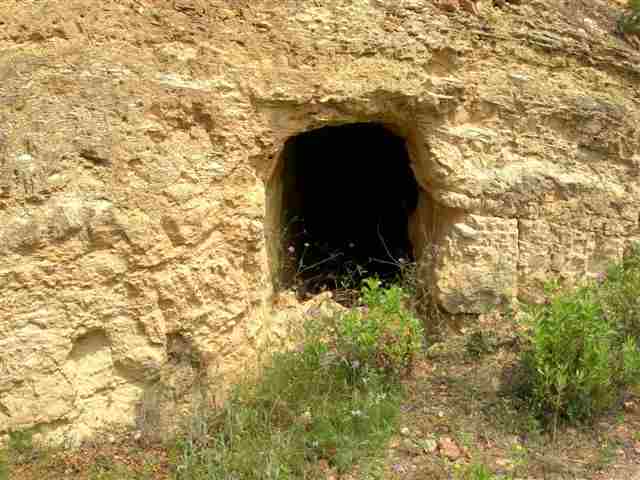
(515, 247), (640, 429)
(5, 428), (40, 465)
(618, 0), (640, 35)
(457, 463), (499, 480)
(333, 278), (424, 377)
(7, 429), (34, 457)
(598, 244), (640, 342)
(1, 428), (49, 479)
(524, 286), (615, 423)
(171, 280), (413, 479)
(465, 330), (497, 359)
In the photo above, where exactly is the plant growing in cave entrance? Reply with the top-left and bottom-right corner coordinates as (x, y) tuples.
(331, 278), (425, 378)
(171, 280), (414, 479)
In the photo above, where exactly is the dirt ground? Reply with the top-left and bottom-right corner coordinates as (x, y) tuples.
(7, 310), (640, 480)
(383, 312), (640, 480)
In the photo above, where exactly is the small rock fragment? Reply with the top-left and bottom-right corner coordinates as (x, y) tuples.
(438, 436), (462, 460)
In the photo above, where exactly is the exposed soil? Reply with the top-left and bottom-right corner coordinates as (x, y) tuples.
(8, 311), (640, 479)
(384, 312), (640, 480)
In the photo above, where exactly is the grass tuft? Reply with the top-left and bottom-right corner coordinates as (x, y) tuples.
(171, 279), (420, 479)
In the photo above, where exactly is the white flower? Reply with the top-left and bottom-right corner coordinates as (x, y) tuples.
(288, 246), (295, 253)
(351, 409), (363, 417)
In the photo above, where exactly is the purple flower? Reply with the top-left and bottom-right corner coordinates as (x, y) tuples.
(306, 307), (322, 318)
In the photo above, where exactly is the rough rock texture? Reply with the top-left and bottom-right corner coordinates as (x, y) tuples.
(1, 0), (640, 441)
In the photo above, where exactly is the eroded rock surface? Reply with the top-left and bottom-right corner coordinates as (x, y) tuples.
(1, 0), (639, 441)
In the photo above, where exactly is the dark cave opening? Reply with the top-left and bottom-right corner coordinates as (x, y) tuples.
(276, 123), (420, 299)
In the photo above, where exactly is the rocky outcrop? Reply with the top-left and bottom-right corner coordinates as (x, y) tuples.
(1, 0), (639, 441)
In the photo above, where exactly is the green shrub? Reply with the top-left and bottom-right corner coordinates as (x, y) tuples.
(598, 244), (640, 342)
(332, 278), (424, 377)
(465, 330), (497, 359)
(521, 286), (616, 425)
(457, 463), (499, 480)
(5, 428), (39, 465)
(516, 247), (640, 429)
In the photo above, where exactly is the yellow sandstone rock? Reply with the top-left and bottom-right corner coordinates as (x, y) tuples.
(0, 0), (639, 442)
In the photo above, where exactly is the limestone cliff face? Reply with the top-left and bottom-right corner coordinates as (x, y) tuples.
(1, 0), (639, 441)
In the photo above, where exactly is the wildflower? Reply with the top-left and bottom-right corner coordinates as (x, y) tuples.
(306, 306), (321, 318)
(351, 360), (360, 369)
(304, 242), (310, 247)
(349, 242), (355, 248)
(351, 409), (363, 417)
(288, 245), (295, 253)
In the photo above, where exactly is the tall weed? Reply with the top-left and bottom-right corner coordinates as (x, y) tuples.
(332, 278), (424, 378)
(515, 247), (640, 430)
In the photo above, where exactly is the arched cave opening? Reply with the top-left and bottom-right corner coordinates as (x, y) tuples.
(270, 123), (420, 302)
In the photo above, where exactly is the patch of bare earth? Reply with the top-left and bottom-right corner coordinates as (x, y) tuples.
(8, 433), (171, 480)
(10, 310), (640, 480)
(382, 312), (640, 480)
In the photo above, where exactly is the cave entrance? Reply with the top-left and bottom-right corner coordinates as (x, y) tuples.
(269, 123), (420, 302)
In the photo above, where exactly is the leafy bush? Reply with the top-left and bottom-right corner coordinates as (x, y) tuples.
(332, 278), (424, 377)
(598, 244), (640, 342)
(516, 247), (640, 429)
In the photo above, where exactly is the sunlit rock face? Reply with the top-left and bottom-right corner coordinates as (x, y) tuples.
(1, 0), (639, 442)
